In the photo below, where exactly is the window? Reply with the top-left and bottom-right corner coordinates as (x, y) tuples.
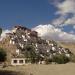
(13, 60), (17, 63)
(19, 60), (23, 63)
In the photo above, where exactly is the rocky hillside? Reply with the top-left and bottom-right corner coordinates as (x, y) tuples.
(0, 25), (74, 64)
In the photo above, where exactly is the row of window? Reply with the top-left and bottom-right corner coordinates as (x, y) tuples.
(13, 59), (31, 64)
(13, 60), (24, 63)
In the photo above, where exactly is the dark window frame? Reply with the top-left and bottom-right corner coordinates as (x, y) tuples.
(13, 60), (17, 63)
(19, 60), (24, 63)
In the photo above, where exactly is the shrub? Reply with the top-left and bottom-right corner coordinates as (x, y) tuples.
(69, 54), (75, 63)
(44, 58), (52, 64)
(52, 54), (70, 64)
(24, 45), (36, 63)
(0, 48), (7, 62)
(0, 28), (2, 35)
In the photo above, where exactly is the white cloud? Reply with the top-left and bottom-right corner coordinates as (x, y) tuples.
(65, 15), (75, 25)
(69, 30), (74, 34)
(0, 30), (11, 41)
(32, 24), (75, 42)
(73, 25), (75, 29)
(56, 0), (75, 15)
(51, 0), (75, 27)
(52, 15), (68, 27)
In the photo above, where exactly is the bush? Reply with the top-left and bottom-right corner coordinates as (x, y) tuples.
(0, 48), (7, 62)
(69, 54), (75, 63)
(44, 58), (52, 64)
(24, 45), (36, 63)
(0, 28), (2, 35)
(52, 54), (70, 64)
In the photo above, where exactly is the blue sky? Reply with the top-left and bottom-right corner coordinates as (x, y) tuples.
(0, 0), (74, 30)
(0, 0), (75, 42)
(0, 0), (57, 29)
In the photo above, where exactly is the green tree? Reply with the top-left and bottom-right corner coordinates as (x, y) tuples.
(0, 48), (7, 62)
(24, 45), (36, 63)
(69, 54), (75, 63)
(0, 28), (2, 35)
(53, 54), (70, 64)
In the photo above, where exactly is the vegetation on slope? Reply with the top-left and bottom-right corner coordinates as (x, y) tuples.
(0, 26), (75, 64)
(0, 48), (7, 62)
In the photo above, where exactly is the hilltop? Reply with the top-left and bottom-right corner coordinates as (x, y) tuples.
(0, 25), (74, 65)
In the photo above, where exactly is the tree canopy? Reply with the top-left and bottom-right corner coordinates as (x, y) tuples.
(0, 48), (7, 62)
(0, 28), (2, 35)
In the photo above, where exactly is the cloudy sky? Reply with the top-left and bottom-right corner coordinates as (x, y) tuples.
(0, 0), (75, 42)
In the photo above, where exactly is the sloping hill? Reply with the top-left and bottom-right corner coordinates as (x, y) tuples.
(0, 25), (74, 64)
